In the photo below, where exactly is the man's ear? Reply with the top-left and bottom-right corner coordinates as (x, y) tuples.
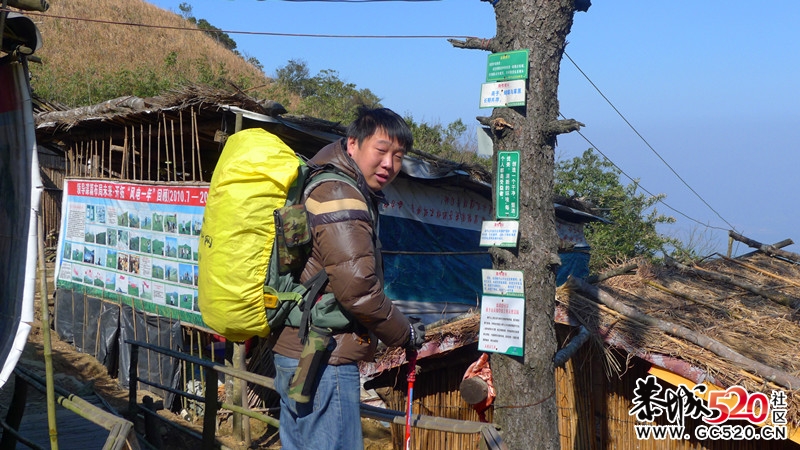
(346, 137), (357, 157)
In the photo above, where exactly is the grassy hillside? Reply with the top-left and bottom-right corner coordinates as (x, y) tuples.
(29, 0), (291, 107)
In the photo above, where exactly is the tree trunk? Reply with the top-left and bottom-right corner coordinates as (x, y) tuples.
(479, 1), (578, 448)
(450, 1), (582, 445)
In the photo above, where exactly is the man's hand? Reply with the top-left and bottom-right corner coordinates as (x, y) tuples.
(406, 316), (425, 350)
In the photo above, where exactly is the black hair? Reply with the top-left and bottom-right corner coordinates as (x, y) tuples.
(346, 107), (413, 152)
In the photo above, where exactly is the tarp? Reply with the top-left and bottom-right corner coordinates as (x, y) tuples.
(54, 291), (120, 374)
(379, 177), (493, 321)
(0, 58), (41, 388)
(117, 305), (183, 409)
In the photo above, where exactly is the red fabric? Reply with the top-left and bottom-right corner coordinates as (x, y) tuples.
(462, 353), (495, 422)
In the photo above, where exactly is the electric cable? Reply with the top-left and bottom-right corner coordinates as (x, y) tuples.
(8, 6), (739, 235)
(563, 51), (738, 232)
(5, 8), (473, 39)
(560, 113), (730, 232)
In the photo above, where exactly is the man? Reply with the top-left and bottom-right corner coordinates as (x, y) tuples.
(272, 107), (425, 450)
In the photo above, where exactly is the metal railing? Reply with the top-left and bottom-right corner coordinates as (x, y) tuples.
(0, 366), (138, 450)
(126, 339), (507, 450)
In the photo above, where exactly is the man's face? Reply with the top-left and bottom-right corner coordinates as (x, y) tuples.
(347, 129), (404, 191)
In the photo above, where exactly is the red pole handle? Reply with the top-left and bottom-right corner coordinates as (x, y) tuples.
(404, 350), (418, 450)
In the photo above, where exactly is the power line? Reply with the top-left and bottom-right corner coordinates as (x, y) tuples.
(277, 0), (441, 2)
(562, 51), (738, 232)
(11, 7), (736, 234)
(10, 9), (472, 39)
(559, 115), (731, 232)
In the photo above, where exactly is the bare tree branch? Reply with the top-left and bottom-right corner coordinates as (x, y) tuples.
(587, 262), (637, 284)
(448, 37), (497, 52)
(545, 118), (584, 136)
(729, 231), (800, 264)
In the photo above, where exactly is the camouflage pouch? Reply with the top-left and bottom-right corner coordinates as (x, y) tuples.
(288, 325), (333, 403)
(274, 204), (312, 274)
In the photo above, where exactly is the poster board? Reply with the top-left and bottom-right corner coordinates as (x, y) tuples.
(55, 179), (208, 326)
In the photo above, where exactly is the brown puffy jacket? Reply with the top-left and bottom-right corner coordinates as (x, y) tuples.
(271, 138), (411, 364)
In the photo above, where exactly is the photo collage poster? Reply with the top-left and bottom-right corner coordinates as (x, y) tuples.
(56, 179), (208, 326)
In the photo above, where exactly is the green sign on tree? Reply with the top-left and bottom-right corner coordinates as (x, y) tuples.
(496, 151), (520, 220)
(486, 50), (530, 82)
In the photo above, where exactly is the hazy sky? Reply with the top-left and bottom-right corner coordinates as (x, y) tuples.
(148, 0), (800, 255)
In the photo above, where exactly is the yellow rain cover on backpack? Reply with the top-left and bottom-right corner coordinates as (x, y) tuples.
(198, 128), (300, 342)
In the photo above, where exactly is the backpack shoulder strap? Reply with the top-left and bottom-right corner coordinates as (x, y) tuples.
(303, 167), (379, 225)
(303, 168), (358, 196)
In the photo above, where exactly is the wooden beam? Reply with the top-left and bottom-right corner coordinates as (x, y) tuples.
(730, 231), (800, 263)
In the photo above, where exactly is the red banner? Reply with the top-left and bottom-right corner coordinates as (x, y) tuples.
(66, 180), (209, 207)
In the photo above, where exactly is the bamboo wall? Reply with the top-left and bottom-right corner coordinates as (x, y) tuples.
(63, 109), (208, 184)
(40, 164), (64, 249)
(378, 355), (490, 450)
(37, 108), (213, 254)
(555, 324), (799, 450)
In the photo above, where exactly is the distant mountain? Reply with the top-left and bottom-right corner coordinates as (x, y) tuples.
(27, 0), (283, 107)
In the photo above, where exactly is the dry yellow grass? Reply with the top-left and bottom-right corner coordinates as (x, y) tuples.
(28, 0), (282, 105)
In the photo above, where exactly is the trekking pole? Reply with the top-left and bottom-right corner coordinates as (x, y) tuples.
(404, 349), (418, 450)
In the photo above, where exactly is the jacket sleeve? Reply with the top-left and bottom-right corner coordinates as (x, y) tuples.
(304, 180), (411, 348)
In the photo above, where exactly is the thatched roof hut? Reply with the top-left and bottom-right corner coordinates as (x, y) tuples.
(557, 232), (800, 447)
(363, 233), (800, 448)
(34, 85), (491, 185)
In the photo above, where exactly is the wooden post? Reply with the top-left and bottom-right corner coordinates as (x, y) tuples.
(190, 107), (197, 181)
(148, 124), (153, 181)
(179, 111), (186, 181)
(99, 138), (105, 178)
(235, 112), (243, 134)
(232, 342), (250, 444)
(129, 343), (139, 419)
(130, 126), (136, 180)
(140, 124), (144, 182)
(460, 377), (489, 405)
(142, 395), (163, 448)
(193, 109), (204, 182)
(38, 211), (59, 450)
(170, 119), (178, 181)
(202, 368), (219, 450)
(157, 118), (163, 181)
(121, 130), (129, 180)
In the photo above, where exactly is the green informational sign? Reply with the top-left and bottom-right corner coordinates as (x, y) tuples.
(486, 50), (529, 82)
(496, 151), (520, 219)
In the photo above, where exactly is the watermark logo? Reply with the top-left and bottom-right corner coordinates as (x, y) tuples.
(630, 375), (788, 441)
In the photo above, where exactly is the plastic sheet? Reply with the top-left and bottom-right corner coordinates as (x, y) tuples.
(53, 290), (122, 376)
(0, 56), (39, 388)
(556, 251), (591, 286)
(118, 305), (183, 409)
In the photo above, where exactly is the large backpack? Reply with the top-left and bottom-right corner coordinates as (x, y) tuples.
(198, 128), (355, 342)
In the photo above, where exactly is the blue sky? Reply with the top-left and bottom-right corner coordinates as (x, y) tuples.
(148, 0), (800, 255)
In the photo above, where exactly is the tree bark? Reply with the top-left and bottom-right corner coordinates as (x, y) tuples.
(451, 1), (581, 448)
